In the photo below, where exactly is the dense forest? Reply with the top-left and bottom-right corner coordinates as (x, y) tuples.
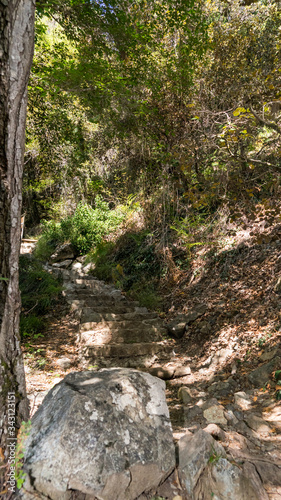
(1, 1), (281, 497)
(21, 0), (281, 321)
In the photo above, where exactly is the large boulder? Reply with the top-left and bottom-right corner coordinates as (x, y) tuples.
(22, 368), (175, 500)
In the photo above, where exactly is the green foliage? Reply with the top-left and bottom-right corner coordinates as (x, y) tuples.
(22, 1), (281, 325)
(15, 420), (31, 490)
(62, 198), (125, 254)
(19, 255), (62, 338)
(36, 198), (126, 257)
(208, 447), (221, 465)
(24, 0), (281, 233)
(129, 283), (162, 310)
(257, 333), (272, 348)
(23, 1), (209, 226)
(34, 220), (64, 260)
(90, 230), (163, 309)
(20, 315), (45, 338)
(88, 241), (115, 281)
(275, 389), (281, 401)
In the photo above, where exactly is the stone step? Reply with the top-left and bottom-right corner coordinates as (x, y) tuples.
(82, 305), (148, 315)
(66, 288), (124, 297)
(73, 275), (98, 281)
(70, 302), (147, 315)
(55, 269), (98, 282)
(80, 341), (173, 369)
(74, 278), (114, 289)
(80, 318), (165, 333)
(80, 311), (158, 324)
(79, 326), (164, 345)
(65, 291), (127, 304)
(81, 298), (140, 308)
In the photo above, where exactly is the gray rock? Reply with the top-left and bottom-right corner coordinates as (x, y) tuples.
(22, 369), (175, 500)
(166, 318), (186, 339)
(56, 357), (73, 370)
(248, 358), (280, 387)
(210, 348), (233, 368)
(181, 304), (208, 325)
(195, 457), (267, 500)
(177, 429), (226, 496)
(173, 366), (191, 378)
(50, 243), (75, 263)
(207, 380), (233, 396)
(260, 348), (278, 362)
(177, 429), (267, 500)
(234, 391), (252, 410)
(71, 261), (83, 272)
(178, 387), (193, 404)
(52, 259), (73, 269)
(244, 415), (272, 436)
(203, 405), (227, 426)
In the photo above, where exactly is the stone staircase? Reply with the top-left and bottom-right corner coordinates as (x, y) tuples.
(60, 269), (174, 371)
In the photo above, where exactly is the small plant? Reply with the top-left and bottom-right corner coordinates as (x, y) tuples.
(274, 370), (281, 400)
(36, 358), (47, 370)
(208, 447), (221, 465)
(15, 420), (31, 490)
(257, 333), (272, 348)
(19, 255), (62, 339)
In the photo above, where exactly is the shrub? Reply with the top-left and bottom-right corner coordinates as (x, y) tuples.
(19, 255), (62, 338)
(34, 220), (64, 261)
(36, 197), (126, 257)
(90, 230), (163, 309)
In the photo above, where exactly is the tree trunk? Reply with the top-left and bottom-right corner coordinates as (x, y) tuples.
(0, 0), (35, 467)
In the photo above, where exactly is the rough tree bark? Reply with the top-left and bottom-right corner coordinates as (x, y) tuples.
(0, 0), (35, 463)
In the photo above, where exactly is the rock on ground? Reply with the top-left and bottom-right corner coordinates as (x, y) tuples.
(49, 243), (75, 263)
(177, 429), (268, 500)
(21, 368), (175, 500)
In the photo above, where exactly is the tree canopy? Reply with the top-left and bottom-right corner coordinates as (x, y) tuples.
(24, 0), (281, 229)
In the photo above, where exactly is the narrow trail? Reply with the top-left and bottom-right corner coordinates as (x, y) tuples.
(21, 243), (281, 498)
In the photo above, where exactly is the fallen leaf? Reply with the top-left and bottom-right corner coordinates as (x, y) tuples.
(218, 398), (232, 405)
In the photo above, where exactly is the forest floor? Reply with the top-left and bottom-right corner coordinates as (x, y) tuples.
(22, 205), (281, 424)
(21, 206), (281, 496)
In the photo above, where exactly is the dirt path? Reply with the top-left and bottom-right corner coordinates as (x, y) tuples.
(21, 233), (281, 498)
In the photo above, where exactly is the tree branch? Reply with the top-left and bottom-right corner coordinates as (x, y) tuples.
(250, 106), (281, 135)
